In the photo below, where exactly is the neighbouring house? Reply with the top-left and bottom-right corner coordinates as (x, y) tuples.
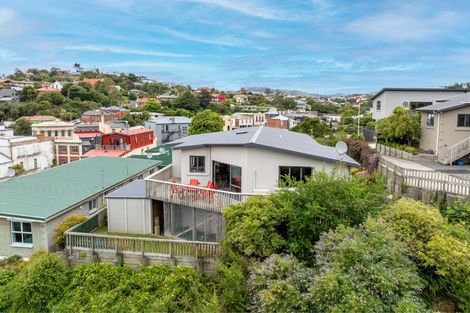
(32, 121), (75, 139)
(82, 127), (156, 158)
(233, 94), (248, 104)
(266, 115), (291, 129)
(144, 116), (191, 144)
(102, 105), (130, 119)
(158, 94), (177, 102)
(17, 115), (58, 124)
(81, 109), (115, 123)
(0, 135), (54, 179)
(0, 80), (35, 91)
(371, 88), (468, 120)
(0, 157), (159, 257)
(0, 89), (19, 103)
(105, 126), (358, 242)
(136, 97), (150, 108)
(230, 112), (266, 129)
(211, 93), (226, 103)
(50, 81), (64, 90)
(416, 93), (470, 164)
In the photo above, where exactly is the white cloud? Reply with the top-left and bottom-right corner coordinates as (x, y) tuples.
(154, 26), (247, 47)
(0, 8), (15, 26)
(106, 61), (217, 72)
(181, 0), (295, 20)
(346, 6), (460, 42)
(62, 45), (191, 58)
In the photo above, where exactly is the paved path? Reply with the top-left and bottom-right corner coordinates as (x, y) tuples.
(381, 156), (434, 170)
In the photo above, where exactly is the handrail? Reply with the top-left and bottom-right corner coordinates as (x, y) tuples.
(65, 207), (107, 234)
(446, 137), (470, 164)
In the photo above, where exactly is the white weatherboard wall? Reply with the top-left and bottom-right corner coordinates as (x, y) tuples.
(107, 198), (152, 234)
(371, 90), (466, 120)
(178, 146), (342, 193)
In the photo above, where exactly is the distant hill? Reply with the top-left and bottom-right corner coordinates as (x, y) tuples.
(243, 87), (323, 97)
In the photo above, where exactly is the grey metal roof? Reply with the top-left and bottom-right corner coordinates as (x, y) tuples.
(146, 116), (191, 125)
(0, 89), (17, 97)
(171, 126), (359, 167)
(106, 180), (147, 199)
(82, 109), (113, 116)
(371, 88), (468, 101)
(415, 92), (470, 112)
(105, 105), (130, 112)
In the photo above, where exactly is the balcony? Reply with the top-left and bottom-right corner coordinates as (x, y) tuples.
(145, 165), (260, 212)
(95, 144), (131, 151)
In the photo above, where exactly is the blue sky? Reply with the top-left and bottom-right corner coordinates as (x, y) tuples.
(1, 0), (470, 93)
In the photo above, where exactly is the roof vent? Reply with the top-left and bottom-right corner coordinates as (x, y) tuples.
(235, 131), (248, 135)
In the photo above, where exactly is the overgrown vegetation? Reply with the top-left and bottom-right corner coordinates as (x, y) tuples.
(2, 171), (469, 312)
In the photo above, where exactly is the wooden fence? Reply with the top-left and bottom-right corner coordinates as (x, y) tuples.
(376, 143), (413, 160)
(379, 158), (470, 197)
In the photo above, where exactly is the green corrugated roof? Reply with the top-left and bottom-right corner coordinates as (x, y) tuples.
(0, 156), (158, 221)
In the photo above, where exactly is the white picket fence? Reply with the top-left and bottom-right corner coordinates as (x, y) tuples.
(376, 143), (413, 160)
(380, 158), (470, 197)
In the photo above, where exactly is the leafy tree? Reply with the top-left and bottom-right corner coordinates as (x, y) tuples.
(20, 86), (38, 102)
(12, 119), (32, 136)
(174, 90), (200, 111)
(4, 253), (69, 313)
(291, 117), (332, 138)
(443, 200), (470, 230)
(188, 110), (224, 135)
(248, 254), (314, 313)
(128, 92), (137, 101)
(311, 218), (426, 313)
(376, 107), (421, 145)
(224, 196), (285, 258)
(37, 92), (65, 106)
(197, 89), (213, 109)
(143, 98), (160, 112)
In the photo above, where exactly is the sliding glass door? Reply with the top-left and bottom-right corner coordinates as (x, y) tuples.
(213, 161), (242, 192)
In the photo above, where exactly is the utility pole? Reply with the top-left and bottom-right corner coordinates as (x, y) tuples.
(356, 96), (361, 137)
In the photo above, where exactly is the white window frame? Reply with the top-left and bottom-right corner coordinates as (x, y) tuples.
(88, 198), (97, 213)
(376, 100), (381, 111)
(11, 221), (33, 248)
(189, 155), (205, 173)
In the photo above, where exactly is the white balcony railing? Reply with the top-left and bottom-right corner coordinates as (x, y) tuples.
(95, 144), (131, 151)
(145, 165), (260, 212)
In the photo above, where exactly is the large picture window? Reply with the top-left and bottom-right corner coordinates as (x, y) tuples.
(11, 221), (33, 245)
(457, 114), (470, 127)
(279, 166), (312, 183)
(189, 156), (205, 173)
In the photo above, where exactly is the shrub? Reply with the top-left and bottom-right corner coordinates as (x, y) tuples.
(444, 200), (470, 230)
(248, 254), (314, 313)
(54, 214), (87, 249)
(5, 253), (69, 313)
(223, 196), (285, 259)
(272, 171), (388, 263)
(345, 139), (380, 173)
(311, 218), (426, 313)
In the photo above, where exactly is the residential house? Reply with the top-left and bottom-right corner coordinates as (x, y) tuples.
(0, 157), (159, 257)
(106, 126), (358, 242)
(0, 89), (19, 103)
(230, 112), (266, 129)
(50, 81), (64, 90)
(0, 80), (35, 91)
(416, 93), (470, 164)
(144, 116), (191, 144)
(82, 127), (156, 158)
(371, 88), (468, 120)
(102, 105), (130, 119)
(266, 115), (291, 129)
(0, 135), (54, 179)
(211, 93), (226, 103)
(32, 121), (75, 139)
(233, 94), (248, 104)
(81, 109), (115, 123)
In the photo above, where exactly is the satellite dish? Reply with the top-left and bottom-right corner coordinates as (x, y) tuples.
(463, 83), (469, 89)
(158, 147), (166, 154)
(335, 141), (348, 155)
(7, 168), (15, 178)
(146, 152), (153, 159)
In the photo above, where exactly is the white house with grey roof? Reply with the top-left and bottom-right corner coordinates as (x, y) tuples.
(416, 93), (470, 164)
(105, 127), (358, 243)
(371, 88), (468, 120)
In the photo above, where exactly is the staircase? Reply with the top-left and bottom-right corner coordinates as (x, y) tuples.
(439, 137), (470, 164)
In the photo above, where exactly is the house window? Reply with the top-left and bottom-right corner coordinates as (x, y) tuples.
(279, 166), (312, 182)
(376, 101), (381, 111)
(34, 158), (37, 168)
(457, 114), (470, 127)
(88, 198), (97, 212)
(70, 146), (79, 155)
(11, 221), (33, 245)
(61, 130), (65, 137)
(55, 131), (58, 137)
(189, 156), (205, 173)
(426, 113), (434, 127)
(135, 135), (138, 143)
(58, 145), (68, 154)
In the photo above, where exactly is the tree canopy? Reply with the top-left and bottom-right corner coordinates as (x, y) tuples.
(188, 110), (224, 135)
